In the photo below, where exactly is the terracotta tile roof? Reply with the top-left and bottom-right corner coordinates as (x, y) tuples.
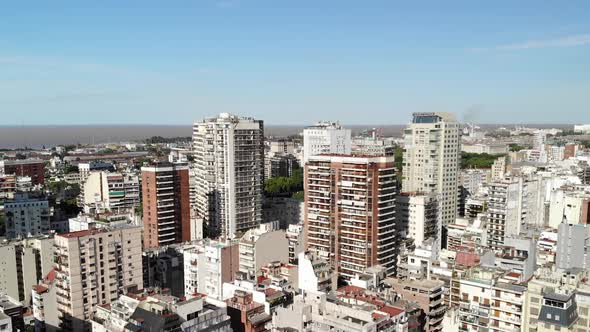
(379, 305), (405, 317)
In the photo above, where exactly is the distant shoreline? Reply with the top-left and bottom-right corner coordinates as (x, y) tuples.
(0, 124), (574, 149)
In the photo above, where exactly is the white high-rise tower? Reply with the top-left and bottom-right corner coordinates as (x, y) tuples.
(192, 113), (264, 239)
(402, 112), (461, 227)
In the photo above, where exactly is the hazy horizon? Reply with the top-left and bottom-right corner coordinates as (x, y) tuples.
(0, 123), (575, 149)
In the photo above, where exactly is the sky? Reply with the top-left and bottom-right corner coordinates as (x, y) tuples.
(1, 1), (590, 125)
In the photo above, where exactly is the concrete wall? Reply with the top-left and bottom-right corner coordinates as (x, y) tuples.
(0, 245), (19, 301)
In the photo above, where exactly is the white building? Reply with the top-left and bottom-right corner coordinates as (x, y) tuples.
(298, 251), (335, 293)
(534, 130), (547, 151)
(183, 240), (240, 301)
(491, 156), (507, 181)
(402, 112), (461, 226)
(396, 193), (439, 248)
(238, 222), (289, 279)
(67, 214), (134, 232)
(460, 169), (490, 195)
(487, 177), (543, 249)
(82, 171), (140, 212)
(461, 143), (508, 155)
(547, 145), (565, 162)
(286, 223), (305, 264)
(548, 187), (590, 228)
(302, 121), (351, 164)
(4, 193), (50, 239)
(192, 113), (264, 239)
(272, 290), (408, 332)
(574, 124), (590, 134)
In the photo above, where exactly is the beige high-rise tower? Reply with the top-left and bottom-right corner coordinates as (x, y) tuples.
(53, 226), (143, 331)
(402, 112), (461, 227)
(192, 113), (264, 239)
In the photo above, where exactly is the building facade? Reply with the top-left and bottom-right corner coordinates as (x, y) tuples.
(141, 163), (191, 248)
(396, 192), (439, 248)
(52, 226), (143, 331)
(4, 192), (50, 239)
(302, 121), (351, 164)
(402, 112), (461, 227)
(192, 113), (264, 239)
(82, 171), (140, 212)
(0, 159), (45, 185)
(304, 155), (397, 277)
(0, 236), (54, 305)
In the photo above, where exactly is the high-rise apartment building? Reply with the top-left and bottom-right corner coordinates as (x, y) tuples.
(141, 163), (191, 249)
(304, 155), (397, 278)
(302, 121), (351, 164)
(402, 112), (461, 227)
(52, 226), (143, 331)
(192, 113), (264, 239)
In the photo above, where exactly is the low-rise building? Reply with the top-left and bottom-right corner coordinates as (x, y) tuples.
(0, 294), (24, 332)
(4, 192), (50, 239)
(226, 290), (271, 332)
(82, 171), (141, 212)
(238, 222), (289, 280)
(284, 223), (306, 265)
(457, 267), (527, 332)
(91, 291), (232, 332)
(0, 159), (46, 185)
(143, 246), (185, 298)
(32, 269), (60, 332)
(385, 278), (446, 332)
(523, 268), (590, 332)
(182, 239), (240, 301)
(273, 288), (408, 332)
(298, 251), (336, 293)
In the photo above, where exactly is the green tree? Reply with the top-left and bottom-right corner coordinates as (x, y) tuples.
(461, 152), (505, 169)
(509, 144), (526, 152)
(265, 168), (303, 196)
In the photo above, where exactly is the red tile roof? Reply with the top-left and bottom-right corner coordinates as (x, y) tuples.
(45, 268), (57, 282)
(33, 285), (48, 294)
(379, 305), (405, 317)
(455, 251), (480, 267)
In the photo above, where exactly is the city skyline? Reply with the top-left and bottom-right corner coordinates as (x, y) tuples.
(2, 1), (590, 125)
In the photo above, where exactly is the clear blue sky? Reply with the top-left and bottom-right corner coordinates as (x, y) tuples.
(1, 1), (589, 125)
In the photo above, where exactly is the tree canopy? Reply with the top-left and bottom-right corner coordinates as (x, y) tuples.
(265, 168), (303, 196)
(461, 152), (504, 169)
